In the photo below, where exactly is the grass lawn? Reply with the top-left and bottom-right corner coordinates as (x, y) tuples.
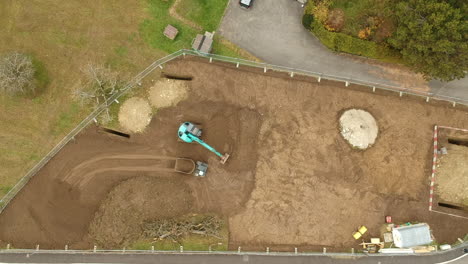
(176, 0), (229, 32)
(140, 0), (252, 59)
(0, 0), (164, 197)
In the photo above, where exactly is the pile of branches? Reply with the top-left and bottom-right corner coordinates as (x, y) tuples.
(143, 215), (222, 243)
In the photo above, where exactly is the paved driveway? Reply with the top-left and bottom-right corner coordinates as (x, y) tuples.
(219, 0), (468, 102)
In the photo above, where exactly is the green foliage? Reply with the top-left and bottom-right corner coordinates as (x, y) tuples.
(388, 0), (467, 81)
(303, 1), (400, 63)
(176, 0), (229, 32)
(30, 56), (50, 95)
(302, 14), (314, 30)
(309, 20), (401, 62)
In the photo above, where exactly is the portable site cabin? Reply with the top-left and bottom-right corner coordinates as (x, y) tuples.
(392, 223), (433, 248)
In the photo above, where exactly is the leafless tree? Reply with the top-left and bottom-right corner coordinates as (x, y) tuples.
(74, 64), (123, 123)
(0, 52), (36, 95)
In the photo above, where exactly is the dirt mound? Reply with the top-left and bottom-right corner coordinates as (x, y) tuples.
(118, 97), (152, 133)
(436, 144), (468, 206)
(89, 177), (193, 247)
(339, 109), (378, 149)
(148, 79), (188, 109)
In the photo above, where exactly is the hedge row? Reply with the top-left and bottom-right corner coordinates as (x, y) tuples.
(302, 9), (400, 62)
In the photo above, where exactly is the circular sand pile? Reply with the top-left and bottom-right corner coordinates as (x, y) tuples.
(148, 79), (188, 108)
(118, 97), (152, 133)
(339, 109), (378, 149)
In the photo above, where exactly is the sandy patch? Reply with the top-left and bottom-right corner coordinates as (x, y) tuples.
(436, 144), (468, 206)
(148, 79), (188, 109)
(339, 109), (378, 149)
(118, 97), (152, 133)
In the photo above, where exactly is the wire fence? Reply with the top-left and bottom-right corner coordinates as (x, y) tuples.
(1, 48), (467, 229)
(0, 50), (184, 213)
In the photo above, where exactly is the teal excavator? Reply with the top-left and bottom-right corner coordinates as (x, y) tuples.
(178, 122), (230, 164)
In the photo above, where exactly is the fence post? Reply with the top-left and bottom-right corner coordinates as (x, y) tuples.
(323, 247), (326, 254)
(294, 247), (298, 254)
(266, 247), (269, 254)
(209, 57), (213, 63)
(351, 248), (354, 254)
(399, 91), (403, 97)
(426, 97), (430, 102)
(236, 62), (240, 68)
(238, 246), (241, 253)
(93, 245), (97, 253)
(36, 245), (40, 251)
(65, 245), (68, 251)
(180, 246), (183, 252)
(6, 244), (10, 250)
(264, 67), (267, 73)
(290, 72), (294, 78)
(372, 86), (376, 92)
(345, 81), (349, 87)
(317, 76), (321, 83)
(453, 102), (456, 107)
(183, 53), (186, 58)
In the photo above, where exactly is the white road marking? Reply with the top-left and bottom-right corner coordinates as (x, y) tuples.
(435, 253), (468, 264)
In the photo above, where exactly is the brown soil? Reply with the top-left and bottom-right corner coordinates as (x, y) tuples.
(436, 128), (468, 207)
(89, 176), (194, 247)
(0, 57), (467, 250)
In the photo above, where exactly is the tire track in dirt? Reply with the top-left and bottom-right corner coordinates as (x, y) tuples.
(63, 154), (185, 189)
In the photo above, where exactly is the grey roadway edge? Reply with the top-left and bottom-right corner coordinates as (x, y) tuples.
(0, 241), (466, 258)
(0, 250), (467, 264)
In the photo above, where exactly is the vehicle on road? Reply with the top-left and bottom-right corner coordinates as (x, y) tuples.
(239, 0), (254, 9)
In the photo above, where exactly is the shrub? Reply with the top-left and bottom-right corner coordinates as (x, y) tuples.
(0, 52), (36, 96)
(310, 20), (398, 59)
(302, 14), (314, 30)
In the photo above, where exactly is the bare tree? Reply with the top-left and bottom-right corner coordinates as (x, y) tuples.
(74, 64), (123, 122)
(0, 52), (36, 95)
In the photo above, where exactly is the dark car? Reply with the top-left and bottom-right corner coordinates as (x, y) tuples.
(239, 0), (254, 9)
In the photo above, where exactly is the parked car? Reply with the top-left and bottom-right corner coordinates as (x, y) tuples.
(239, 0), (254, 9)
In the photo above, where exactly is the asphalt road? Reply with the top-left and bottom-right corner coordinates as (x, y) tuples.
(218, 0), (468, 102)
(0, 250), (467, 264)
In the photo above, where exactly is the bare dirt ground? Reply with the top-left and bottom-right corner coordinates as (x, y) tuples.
(435, 128), (468, 208)
(118, 97), (152, 133)
(0, 58), (467, 250)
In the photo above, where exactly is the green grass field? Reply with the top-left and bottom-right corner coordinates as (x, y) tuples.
(176, 0), (229, 32)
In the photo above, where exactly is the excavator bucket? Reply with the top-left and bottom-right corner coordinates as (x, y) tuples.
(220, 153), (230, 164)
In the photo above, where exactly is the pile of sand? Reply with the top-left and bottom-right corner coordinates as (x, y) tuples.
(118, 97), (152, 133)
(436, 144), (468, 206)
(339, 109), (378, 149)
(148, 79), (188, 109)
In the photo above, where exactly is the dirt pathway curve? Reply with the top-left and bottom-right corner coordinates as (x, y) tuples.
(169, 0), (203, 31)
